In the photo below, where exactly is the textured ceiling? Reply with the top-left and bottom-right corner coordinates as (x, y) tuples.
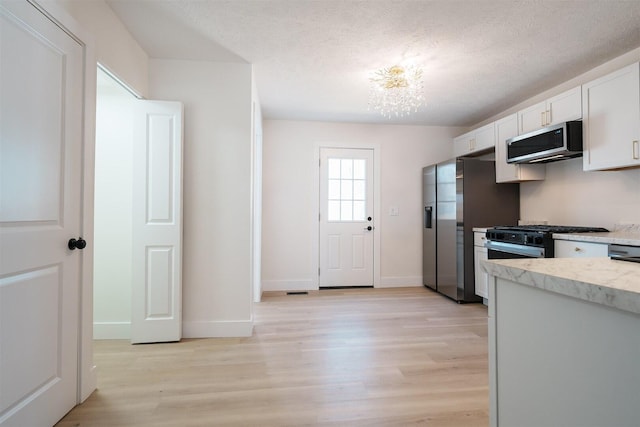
(106, 0), (640, 126)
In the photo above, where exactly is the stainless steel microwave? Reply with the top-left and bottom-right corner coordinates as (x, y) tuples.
(506, 121), (583, 164)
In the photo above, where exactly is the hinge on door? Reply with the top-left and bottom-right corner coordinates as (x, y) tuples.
(318, 268), (320, 276)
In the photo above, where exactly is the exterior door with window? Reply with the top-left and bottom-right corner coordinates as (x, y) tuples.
(319, 148), (374, 287)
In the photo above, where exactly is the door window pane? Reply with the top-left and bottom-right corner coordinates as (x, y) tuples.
(327, 157), (367, 222)
(340, 201), (353, 221)
(353, 159), (365, 179)
(328, 159), (341, 179)
(353, 201), (365, 221)
(328, 201), (340, 221)
(353, 180), (365, 200)
(340, 159), (353, 179)
(328, 179), (340, 199)
(340, 180), (353, 200)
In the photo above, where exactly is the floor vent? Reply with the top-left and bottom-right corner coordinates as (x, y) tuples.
(286, 291), (309, 295)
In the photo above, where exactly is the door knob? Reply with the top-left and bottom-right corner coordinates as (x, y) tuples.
(68, 237), (87, 250)
(364, 226), (373, 231)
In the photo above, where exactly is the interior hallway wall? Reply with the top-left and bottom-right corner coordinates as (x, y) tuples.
(148, 58), (254, 337)
(56, 0), (149, 96)
(93, 72), (134, 339)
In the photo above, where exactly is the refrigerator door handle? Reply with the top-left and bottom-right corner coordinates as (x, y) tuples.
(424, 206), (433, 229)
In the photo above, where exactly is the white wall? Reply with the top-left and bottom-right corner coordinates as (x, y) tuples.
(520, 158), (640, 229)
(148, 59), (254, 337)
(93, 74), (134, 338)
(56, 0), (149, 96)
(262, 120), (464, 291)
(251, 74), (264, 302)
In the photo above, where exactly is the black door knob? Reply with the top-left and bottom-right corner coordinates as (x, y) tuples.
(366, 226), (373, 231)
(367, 216), (372, 221)
(68, 237), (87, 250)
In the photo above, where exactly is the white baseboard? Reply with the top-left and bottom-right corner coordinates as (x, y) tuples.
(377, 276), (423, 288)
(262, 279), (317, 292)
(183, 320), (253, 338)
(93, 321), (131, 340)
(263, 278), (421, 290)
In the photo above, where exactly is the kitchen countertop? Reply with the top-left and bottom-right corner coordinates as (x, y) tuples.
(472, 227), (490, 233)
(553, 230), (640, 246)
(482, 257), (640, 315)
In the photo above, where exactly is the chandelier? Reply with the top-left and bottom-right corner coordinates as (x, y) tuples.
(368, 65), (425, 118)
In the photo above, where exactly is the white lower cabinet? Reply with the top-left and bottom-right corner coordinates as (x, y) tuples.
(474, 231), (488, 298)
(554, 239), (608, 258)
(489, 277), (640, 427)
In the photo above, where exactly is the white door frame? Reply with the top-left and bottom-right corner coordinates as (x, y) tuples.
(313, 142), (381, 288)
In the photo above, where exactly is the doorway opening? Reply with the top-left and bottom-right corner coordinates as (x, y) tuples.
(93, 66), (138, 339)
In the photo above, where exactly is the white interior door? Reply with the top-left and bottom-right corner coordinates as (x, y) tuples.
(131, 100), (183, 344)
(0, 2), (83, 425)
(319, 148), (374, 287)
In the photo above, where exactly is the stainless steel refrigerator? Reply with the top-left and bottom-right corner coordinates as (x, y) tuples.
(422, 158), (519, 302)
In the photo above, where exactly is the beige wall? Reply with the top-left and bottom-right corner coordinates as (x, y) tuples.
(520, 158), (640, 228)
(149, 59), (254, 337)
(56, 0), (149, 96)
(262, 120), (464, 290)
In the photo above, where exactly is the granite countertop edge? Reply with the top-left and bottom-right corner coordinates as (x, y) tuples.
(482, 257), (640, 315)
(553, 231), (640, 246)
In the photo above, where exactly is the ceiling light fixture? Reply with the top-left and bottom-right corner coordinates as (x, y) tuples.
(368, 64), (425, 118)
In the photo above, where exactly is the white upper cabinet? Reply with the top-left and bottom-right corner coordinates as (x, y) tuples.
(582, 62), (640, 171)
(518, 86), (582, 134)
(454, 122), (495, 157)
(494, 114), (546, 183)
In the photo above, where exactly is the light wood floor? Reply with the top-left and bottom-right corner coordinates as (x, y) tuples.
(56, 287), (489, 426)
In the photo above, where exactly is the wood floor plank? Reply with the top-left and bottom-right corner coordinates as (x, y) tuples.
(56, 287), (489, 426)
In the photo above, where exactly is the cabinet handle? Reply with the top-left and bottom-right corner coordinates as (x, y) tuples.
(470, 138), (475, 151)
(574, 247), (582, 252)
(546, 109), (551, 126)
(633, 140), (639, 160)
(541, 111), (545, 127)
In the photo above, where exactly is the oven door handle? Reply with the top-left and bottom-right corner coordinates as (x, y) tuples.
(485, 240), (545, 258)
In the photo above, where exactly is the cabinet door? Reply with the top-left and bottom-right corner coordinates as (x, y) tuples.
(547, 86), (582, 125)
(474, 245), (489, 298)
(582, 62), (640, 171)
(518, 87), (582, 134)
(475, 122), (495, 152)
(495, 114), (546, 183)
(518, 101), (546, 134)
(495, 114), (519, 182)
(453, 131), (473, 157)
(554, 240), (608, 258)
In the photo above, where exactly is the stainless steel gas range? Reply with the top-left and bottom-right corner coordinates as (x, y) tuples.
(485, 225), (609, 259)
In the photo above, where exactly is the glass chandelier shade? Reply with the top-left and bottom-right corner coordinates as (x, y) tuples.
(368, 65), (425, 118)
